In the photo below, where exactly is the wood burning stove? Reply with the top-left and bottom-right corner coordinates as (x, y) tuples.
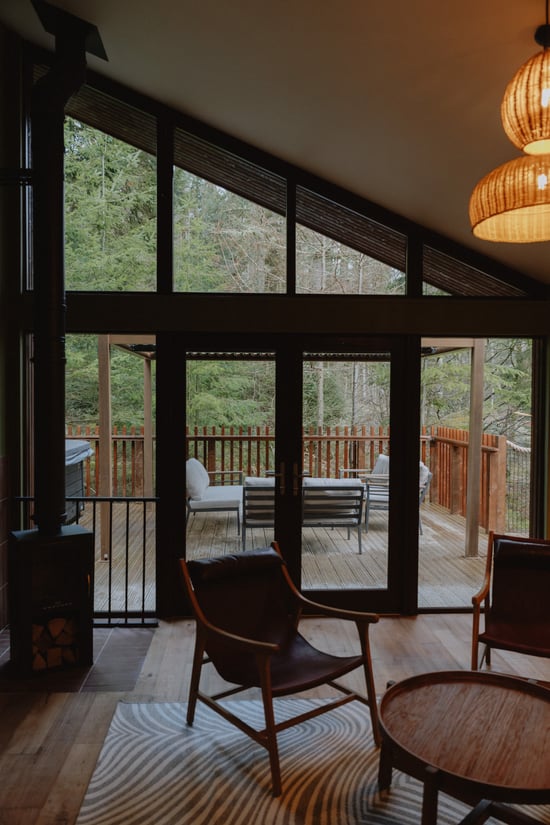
(7, 3), (103, 674)
(9, 525), (94, 673)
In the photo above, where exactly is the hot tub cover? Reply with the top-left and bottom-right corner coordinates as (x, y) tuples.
(65, 439), (93, 466)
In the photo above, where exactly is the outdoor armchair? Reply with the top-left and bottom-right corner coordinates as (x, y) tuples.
(339, 455), (431, 533)
(185, 457), (243, 533)
(180, 543), (380, 796)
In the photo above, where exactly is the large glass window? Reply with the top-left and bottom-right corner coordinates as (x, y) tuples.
(301, 354), (390, 590)
(172, 172), (286, 293)
(185, 356), (277, 557)
(418, 338), (533, 608)
(64, 118), (157, 291)
(296, 187), (406, 295)
(64, 334), (157, 617)
(296, 227), (404, 294)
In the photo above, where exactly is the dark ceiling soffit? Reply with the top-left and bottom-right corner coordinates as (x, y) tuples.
(27, 40), (547, 300)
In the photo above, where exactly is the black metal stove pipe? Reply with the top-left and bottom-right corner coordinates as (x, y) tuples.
(30, 1), (106, 536)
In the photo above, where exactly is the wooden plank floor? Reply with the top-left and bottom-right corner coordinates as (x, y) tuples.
(1, 613), (550, 824)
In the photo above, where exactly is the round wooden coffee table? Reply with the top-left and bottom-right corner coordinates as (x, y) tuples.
(378, 670), (550, 825)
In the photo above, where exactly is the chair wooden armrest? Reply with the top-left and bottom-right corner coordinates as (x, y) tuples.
(472, 572), (491, 608)
(276, 548), (378, 625)
(201, 621), (281, 656)
(292, 589), (379, 626)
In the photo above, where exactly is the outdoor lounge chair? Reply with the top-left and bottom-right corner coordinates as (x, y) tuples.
(362, 454), (390, 530)
(339, 454), (390, 528)
(340, 456), (431, 534)
(471, 531), (550, 671)
(185, 457), (243, 532)
(180, 543), (380, 796)
(365, 460), (431, 533)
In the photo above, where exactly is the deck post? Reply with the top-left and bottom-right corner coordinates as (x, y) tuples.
(465, 339), (486, 557)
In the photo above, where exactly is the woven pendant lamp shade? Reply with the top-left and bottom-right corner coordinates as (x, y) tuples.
(469, 153), (550, 241)
(470, 16), (550, 242)
(501, 48), (550, 154)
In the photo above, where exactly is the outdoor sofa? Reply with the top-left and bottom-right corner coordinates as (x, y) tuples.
(242, 475), (365, 553)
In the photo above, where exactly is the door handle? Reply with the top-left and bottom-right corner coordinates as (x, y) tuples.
(271, 461), (286, 496)
(292, 462), (308, 496)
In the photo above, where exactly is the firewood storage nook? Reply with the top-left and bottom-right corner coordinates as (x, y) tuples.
(8, 525), (94, 673)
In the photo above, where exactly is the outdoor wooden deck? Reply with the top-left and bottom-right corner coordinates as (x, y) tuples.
(185, 500), (490, 609)
(80, 498), (490, 614)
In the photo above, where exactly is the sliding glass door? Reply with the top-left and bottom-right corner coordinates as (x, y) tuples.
(175, 334), (418, 613)
(300, 352), (390, 593)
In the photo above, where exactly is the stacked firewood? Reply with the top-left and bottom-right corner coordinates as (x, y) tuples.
(32, 616), (79, 670)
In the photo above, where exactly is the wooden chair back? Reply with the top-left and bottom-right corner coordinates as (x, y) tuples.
(490, 535), (550, 624)
(472, 531), (550, 669)
(185, 548), (296, 685)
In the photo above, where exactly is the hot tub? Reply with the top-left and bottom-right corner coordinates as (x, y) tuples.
(65, 439), (93, 523)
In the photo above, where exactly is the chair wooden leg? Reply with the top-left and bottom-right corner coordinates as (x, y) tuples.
(471, 610), (480, 670)
(187, 629), (206, 725)
(358, 624), (380, 746)
(257, 654), (282, 797)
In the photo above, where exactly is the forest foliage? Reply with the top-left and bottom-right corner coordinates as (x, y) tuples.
(63, 119), (533, 448)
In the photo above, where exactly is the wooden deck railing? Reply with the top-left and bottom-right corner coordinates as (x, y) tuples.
(66, 424), (147, 497)
(67, 423), (519, 534)
(426, 427), (507, 533)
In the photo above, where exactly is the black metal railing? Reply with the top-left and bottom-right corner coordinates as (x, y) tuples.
(506, 441), (531, 535)
(16, 496), (158, 627)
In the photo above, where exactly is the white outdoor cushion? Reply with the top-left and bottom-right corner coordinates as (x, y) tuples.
(419, 461), (430, 487)
(245, 476), (362, 492)
(186, 458), (210, 500)
(245, 476), (361, 491)
(372, 454), (390, 474)
(303, 477), (363, 488)
(189, 484), (242, 510)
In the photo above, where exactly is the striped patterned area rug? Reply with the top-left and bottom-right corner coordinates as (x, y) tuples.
(77, 699), (550, 825)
